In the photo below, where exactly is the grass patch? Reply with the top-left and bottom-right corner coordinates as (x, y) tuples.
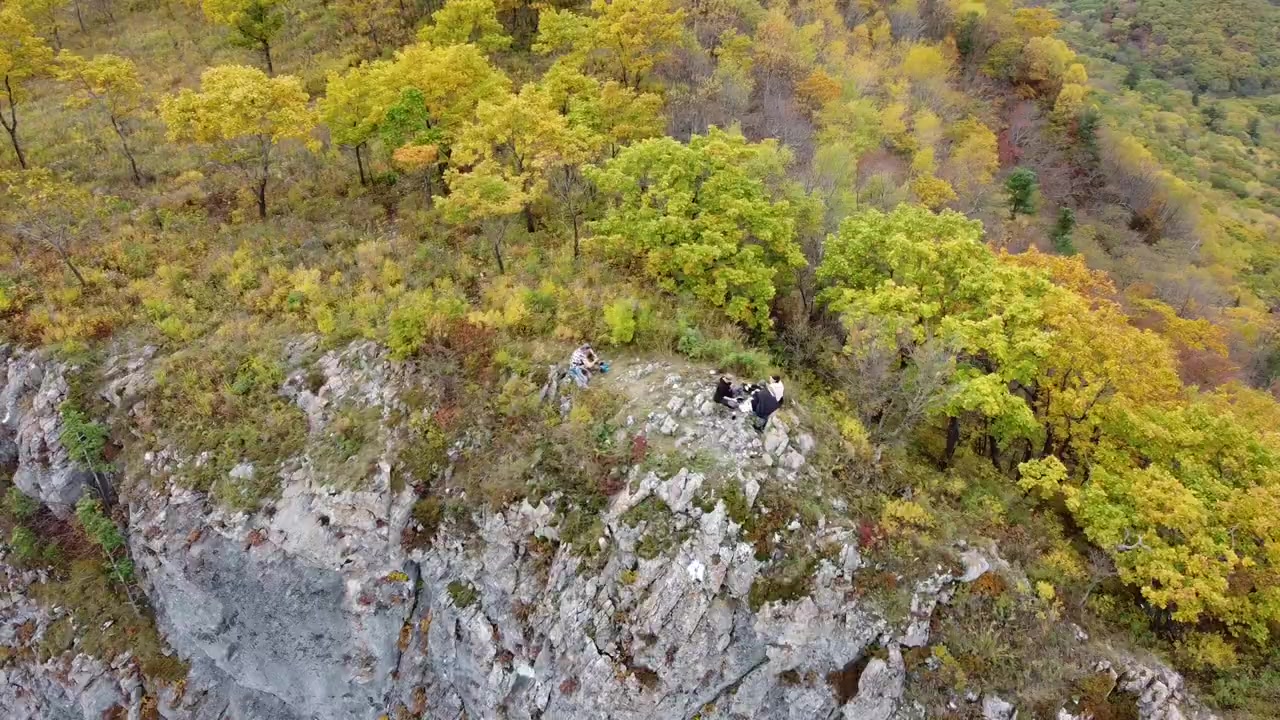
(309, 403), (383, 490)
(34, 560), (187, 682)
(446, 580), (479, 609)
(639, 447), (720, 479)
(748, 552), (817, 611)
(924, 580), (1085, 709)
(144, 333), (308, 511)
(621, 497), (686, 561)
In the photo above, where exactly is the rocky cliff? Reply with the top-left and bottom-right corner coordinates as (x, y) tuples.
(0, 343), (1220, 720)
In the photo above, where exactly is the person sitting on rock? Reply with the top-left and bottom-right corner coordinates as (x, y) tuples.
(568, 343), (599, 388)
(749, 375), (785, 431)
(714, 375), (762, 411)
(713, 375), (742, 408)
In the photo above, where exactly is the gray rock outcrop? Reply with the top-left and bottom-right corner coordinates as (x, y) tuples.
(0, 563), (137, 719)
(0, 345), (1225, 720)
(2, 349), (92, 516)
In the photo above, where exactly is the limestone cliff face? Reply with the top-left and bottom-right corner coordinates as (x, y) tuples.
(0, 347), (94, 517)
(0, 343), (1220, 720)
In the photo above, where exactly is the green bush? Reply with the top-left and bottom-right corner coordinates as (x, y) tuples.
(412, 496), (443, 536)
(386, 284), (469, 359)
(9, 526), (40, 564)
(402, 414), (450, 484)
(447, 580), (479, 608)
(5, 486), (38, 520)
(60, 403), (112, 473)
(676, 325), (772, 377)
(603, 298), (639, 345)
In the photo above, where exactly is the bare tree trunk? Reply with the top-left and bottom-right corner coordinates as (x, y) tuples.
(2, 77), (26, 169)
(523, 204), (535, 233)
(355, 143), (368, 185)
(571, 212), (580, 260)
(1, 123), (23, 169)
(109, 115), (143, 185)
(943, 415), (960, 467)
(54, 245), (88, 287)
(74, 0), (87, 31)
(262, 40), (273, 75)
(492, 235), (505, 274)
(256, 141), (271, 219)
(256, 177), (268, 218)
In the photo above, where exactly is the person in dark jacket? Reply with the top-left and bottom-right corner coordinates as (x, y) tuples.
(713, 376), (733, 405)
(749, 375), (785, 431)
(713, 376), (743, 408)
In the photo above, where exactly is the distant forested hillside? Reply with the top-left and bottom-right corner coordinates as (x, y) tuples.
(1058, 0), (1280, 94)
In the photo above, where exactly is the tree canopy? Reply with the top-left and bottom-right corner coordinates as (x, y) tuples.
(588, 127), (803, 328)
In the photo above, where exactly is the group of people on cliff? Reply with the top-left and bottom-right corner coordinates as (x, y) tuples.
(712, 373), (785, 431)
(565, 344), (785, 431)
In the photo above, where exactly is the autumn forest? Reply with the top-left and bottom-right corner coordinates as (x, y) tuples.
(2, 0), (1280, 714)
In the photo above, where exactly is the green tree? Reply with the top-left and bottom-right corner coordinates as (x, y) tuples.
(75, 495), (135, 588)
(1201, 102), (1224, 133)
(159, 65), (315, 219)
(381, 88), (445, 203)
(587, 127), (804, 329)
(55, 52), (148, 184)
(203, 0), (286, 73)
(1246, 116), (1262, 146)
(0, 6), (54, 169)
(1051, 207), (1076, 254)
(1005, 167), (1037, 218)
(818, 205), (1051, 463)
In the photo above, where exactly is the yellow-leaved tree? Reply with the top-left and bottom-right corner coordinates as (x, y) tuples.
(319, 59), (399, 185)
(442, 84), (582, 272)
(0, 5), (54, 169)
(418, 0), (512, 53)
(159, 65), (314, 219)
(535, 0), (685, 88)
(0, 168), (105, 287)
(55, 52), (149, 184)
(945, 118), (1000, 209)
